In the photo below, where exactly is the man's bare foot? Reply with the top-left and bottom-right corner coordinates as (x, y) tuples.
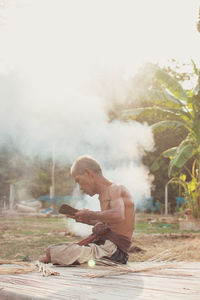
(39, 256), (51, 263)
(39, 247), (51, 263)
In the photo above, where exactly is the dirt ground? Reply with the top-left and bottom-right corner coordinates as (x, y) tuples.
(130, 232), (200, 262)
(131, 213), (200, 262)
(0, 213), (200, 263)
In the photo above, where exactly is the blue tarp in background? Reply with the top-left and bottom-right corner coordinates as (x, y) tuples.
(37, 195), (84, 206)
(38, 195), (72, 206)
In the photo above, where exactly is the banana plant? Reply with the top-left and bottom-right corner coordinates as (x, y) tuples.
(120, 62), (200, 177)
(168, 160), (200, 219)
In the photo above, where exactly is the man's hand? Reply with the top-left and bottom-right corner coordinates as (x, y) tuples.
(75, 209), (95, 223)
(92, 222), (110, 235)
(65, 214), (75, 219)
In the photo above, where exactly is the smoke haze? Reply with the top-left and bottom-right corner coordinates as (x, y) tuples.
(6, 0), (198, 234)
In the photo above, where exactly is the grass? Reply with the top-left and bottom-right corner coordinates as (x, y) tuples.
(0, 215), (78, 261)
(135, 222), (191, 234)
(0, 214), (200, 262)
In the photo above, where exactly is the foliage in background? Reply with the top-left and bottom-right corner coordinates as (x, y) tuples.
(120, 62), (200, 178)
(101, 61), (192, 209)
(0, 139), (75, 207)
(168, 160), (200, 219)
(118, 60), (200, 216)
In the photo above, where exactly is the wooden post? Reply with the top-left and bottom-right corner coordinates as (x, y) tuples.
(3, 196), (6, 209)
(165, 184), (168, 215)
(50, 186), (55, 209)
(51, 145), (55, 209)
(9, 184), (15, 210)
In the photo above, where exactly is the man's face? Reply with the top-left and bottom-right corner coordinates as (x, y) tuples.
(72, 170), (95, 196)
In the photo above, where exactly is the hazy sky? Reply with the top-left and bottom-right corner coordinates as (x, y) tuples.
(0, 0), (200, 82)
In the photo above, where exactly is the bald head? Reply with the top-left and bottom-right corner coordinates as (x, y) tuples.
(71, 156), (102, 176)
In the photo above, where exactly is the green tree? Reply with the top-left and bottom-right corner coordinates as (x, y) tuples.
(0, 140), (75, 208)
(120, 62), (200, 178)
(97, 63), (189, 210)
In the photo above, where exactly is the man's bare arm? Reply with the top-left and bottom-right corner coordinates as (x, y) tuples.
(75, 186), (125, 224)
(95, 198), (125, 223)
(65, 212), (99, 226)
(75, 215), (99, 226)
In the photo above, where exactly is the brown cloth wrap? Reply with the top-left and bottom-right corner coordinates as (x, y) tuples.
(77, 222), (131, 253)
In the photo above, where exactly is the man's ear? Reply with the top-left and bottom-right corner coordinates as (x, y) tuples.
(85, 168), (94, 177)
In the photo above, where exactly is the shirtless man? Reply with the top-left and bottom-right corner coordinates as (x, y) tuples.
(40, 156), (135, 265)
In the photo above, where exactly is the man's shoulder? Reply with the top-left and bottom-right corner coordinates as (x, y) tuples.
(108, 183), (122, 193)
(109, 183), (131, 198)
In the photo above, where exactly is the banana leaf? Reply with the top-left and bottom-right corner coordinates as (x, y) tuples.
(150, 156), (164, 172)
(162, 147), (177, 158)
(129, 88), (184, 107)
(154, 68), (189, 101)
(151, 120), (185, 133)
(155, 106), (192, 120)
(120, 106), (191, 124)
(168, 140), (197, 176)
(191, 59), (199, 76)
